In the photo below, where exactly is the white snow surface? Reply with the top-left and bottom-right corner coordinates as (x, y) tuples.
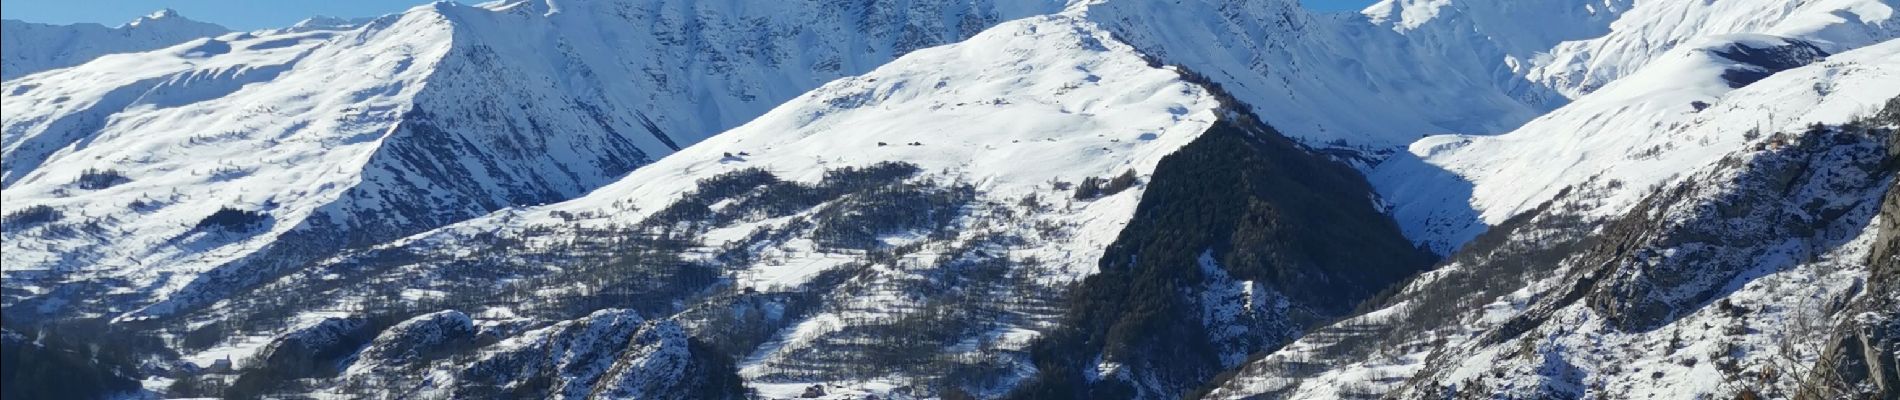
(1207, 39), (1900, 400)
(12, 0), (1886, 319)
(1, 9), (229, 81)
(2, 8), (459, 315)
(0, 0), (1068, 318)
(4, 0), (1897, 396)
(1377, 37), (1900, 253)
(400, 12), (1216, 260)
(1080, 0), (1550, 150)
(360, 13), (1219, 398)
(1367, 0), (1898, 99)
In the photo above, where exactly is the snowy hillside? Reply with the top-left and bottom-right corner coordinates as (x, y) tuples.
(1204, 37), (1900, 400)
(1080, 0), (1550, 153)
(1378, 33), (1900, 253)
(1075, 0), (1896, 157)
(16, 0), (1882, 325)
(1367, 0), (1899, 100)
(4, 0), (1898, 398)
(106, 13), (1240, 398)
(153, 8), (1435, 396)
(1, 9), (228, 81)
(1399, 93), (1894, 400)
(1207, 108), (1897, 399)
(1, 0), (1066, 321)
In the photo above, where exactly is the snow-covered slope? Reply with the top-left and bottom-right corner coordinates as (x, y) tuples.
(0, 0), (1065, 321)
(176, 10), (1437, 397)
(1197, 6), (1900, 397)
(1367, 0), (1899, 100)
(1069, 0), (1895, 156)
(1204, 39), (1900, 400)
(272, 16), (378, 34)
(18, 0), (1878, 323)
(1388, 97), (1896, 400)
(7, 0), (1899, 398)
(1079, 0), (1550, 152)
(1209, 116), (1896, 399)
(416, 15), (1223, 397)
(103, 13), (1234, 398)
(433, 13), (1214, 240)
(1, 9), (228, 81)
(1378, 35), (1900, 253)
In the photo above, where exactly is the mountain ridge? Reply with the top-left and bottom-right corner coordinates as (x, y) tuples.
(1, 9), (229, 81)
(2, 0), (1897, 398)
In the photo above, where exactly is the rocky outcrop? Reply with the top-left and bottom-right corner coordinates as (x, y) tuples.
(1801, 125), (1899, 398)
(345, 310), (478, 374)
(1584, 122), (1893, 331)
(420, 309), (746, 400)
(228, 316), (390, 397)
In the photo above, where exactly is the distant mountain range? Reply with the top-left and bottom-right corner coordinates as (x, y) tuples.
(2, 0), (1895, 399)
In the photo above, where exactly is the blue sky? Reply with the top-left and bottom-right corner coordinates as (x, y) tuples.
(1, 0), (1378, 30)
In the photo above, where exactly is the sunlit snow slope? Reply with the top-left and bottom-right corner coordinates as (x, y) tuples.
(1, 9), (229, 81)
(1208, 36), (1900, 400)
(1366, 0), (1898, 100)
(1080, 0), (1549, 152)
(168, 14), (1222, 398)
(0, 0), (1066, 320)
(1377, 14), (1899, 252)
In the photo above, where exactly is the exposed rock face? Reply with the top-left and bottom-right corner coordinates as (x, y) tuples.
(1801, 103), (1900, 398)
(228, 316), (389, 397)
(412, 310), (744, 400)
(595, 321), (749, 400)
(448, 309), (649, 398)
(1583, 124), (1892, 331)
(345, 310), (477, 374)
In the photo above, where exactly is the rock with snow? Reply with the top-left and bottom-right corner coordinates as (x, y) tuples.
(344, 310), (477, 375)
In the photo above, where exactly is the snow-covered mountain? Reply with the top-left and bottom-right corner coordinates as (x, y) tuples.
(114, 13), (1235, 397)
(1079, 0), (1551, 152)
(1, 9), (228, 81)
(1207, 93), (1899, 400)
(1377, 0), (1899, 253)
(1191, 2), (1900, 394)
(3, 0), (1898, 398)
(1, 0), (1066, 321)
(8, 7), (1430, 397)
(1366, 0), (1899, 100)
(1204, 31), (1900, 400)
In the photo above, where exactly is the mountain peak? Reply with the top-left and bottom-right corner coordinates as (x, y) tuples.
(119, 7), (228, 34)
(126, 8), (186, 27)
(3, 9), (229, 80)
